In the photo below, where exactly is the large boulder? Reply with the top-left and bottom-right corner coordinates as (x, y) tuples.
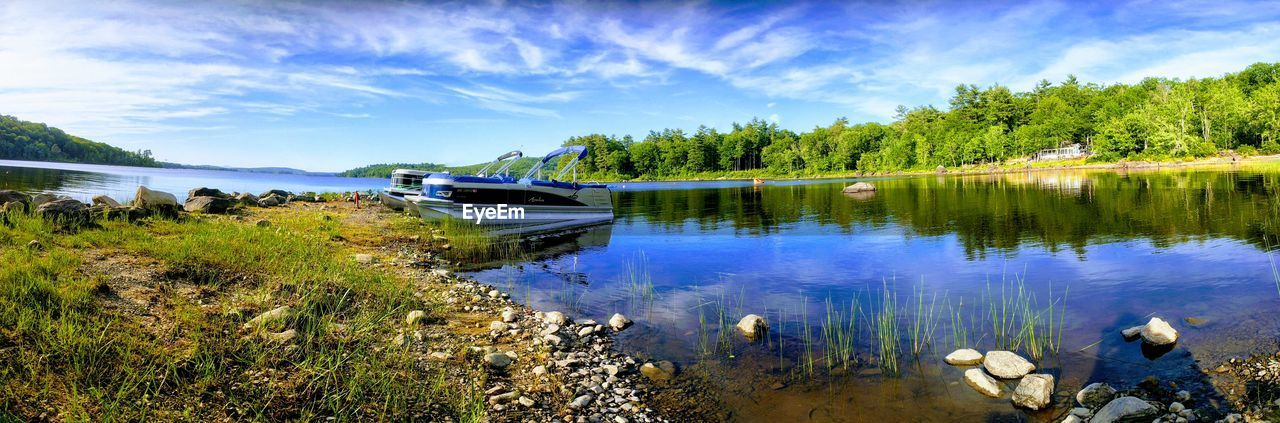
(259, 189), (292, 199)
(184, 196), (232, 214)
(133, 186), (179, 214)
(842, 182), (876, 193)
(37, 199), (89, 225)
(258, 194), (286, 207)
(1091, 397), (1158, 423)
(188, 187), (230, 199)
(1140, 317), (1179, 345)
(30, 193), (59, 207)
(963, 368), (1001, 397)
(736, 314), (769, 340)
(944, 348), (984, 365)
(91, 195), (121, 207)
(0, 190), (30, 211)
(982, 351), (1036, 379)
(235, 192), (259, 205)
(1011, 374), (1054, 410)
(1076, 382), (1117, 409)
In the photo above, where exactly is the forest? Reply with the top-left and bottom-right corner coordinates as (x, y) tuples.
(551, 61), (1280, 180)
(0, 115), (158, 167)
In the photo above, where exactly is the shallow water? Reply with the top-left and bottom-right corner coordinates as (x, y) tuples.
(0, 159), (385, 201)
(468, 167), (1280, 421)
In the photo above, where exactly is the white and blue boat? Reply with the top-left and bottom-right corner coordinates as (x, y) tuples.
(402, 146), (613, 231)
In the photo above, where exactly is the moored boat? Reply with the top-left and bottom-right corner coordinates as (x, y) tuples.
(404, 146), (613, 228)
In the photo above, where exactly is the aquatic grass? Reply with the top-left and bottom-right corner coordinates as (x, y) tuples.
(907, 278), (940, 357)
(948, 296), (969, 349)
(820, 295), (860, 370)
(982, 273), (1069, 359)
(1270, 252), (1280, 298)
(871, 280), (901, 375)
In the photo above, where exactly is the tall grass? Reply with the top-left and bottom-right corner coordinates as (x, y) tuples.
(983, 274), (1068, 359)
(872, 280), (900, 375)
(0, 207), (480, 420)
(907, 279), (940, 357)
(821, 296), (860, 370)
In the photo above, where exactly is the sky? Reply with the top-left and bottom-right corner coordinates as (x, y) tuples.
(2, 0), (1280, 172)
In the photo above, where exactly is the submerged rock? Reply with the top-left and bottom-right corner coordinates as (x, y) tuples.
(735, 314), (769, 340)
(842, 182), (876, 193)
(1076, 382), (1117, 409)
(944, 348), (984, 365)
(1121, 325), (1144, 338)
(1140, 317), (1178, 345)
(609, 313), (632, 331)
(982, 351), (1036, 379)
(1011, 374), (1054, 410)
(963, 368), (1002, 397)
(1091, 397), (1158, 423)
(639, 361), (676, 382)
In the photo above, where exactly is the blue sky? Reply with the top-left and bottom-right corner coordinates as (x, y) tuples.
(2, 0), (1279, 171)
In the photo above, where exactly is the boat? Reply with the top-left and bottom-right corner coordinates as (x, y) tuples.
(403, 146), (613, 231)
(379, 150), (523, 211)
(379, 168), (429, 211)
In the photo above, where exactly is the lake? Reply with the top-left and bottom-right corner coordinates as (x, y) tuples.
(4, 159), (1279, 421)
(0, 159), (386, 202)
(465, 165), (1280, 421)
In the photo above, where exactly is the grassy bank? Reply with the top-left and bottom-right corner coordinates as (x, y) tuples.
(0, 203), (489, 421)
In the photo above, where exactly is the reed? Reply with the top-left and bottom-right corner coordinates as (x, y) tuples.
(982, 273), (1068, 359)
(821, 295), (860, 370)
(624, 251), (656, 303)
(800, 298), (816, 377)
(1271, 252), (1280, 298)
(948, 295), (969, 349)
(872, 280), (900, 375)
(907, 278), (940, 357)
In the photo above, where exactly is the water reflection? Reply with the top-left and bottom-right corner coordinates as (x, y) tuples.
(470, 167), (1280, 422)
(0, 160), (385, 202)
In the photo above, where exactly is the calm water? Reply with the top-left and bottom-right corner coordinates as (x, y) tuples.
(467, 166), (1280, 422)
(5, 159), (1280, 421)
(0, 160), (385, 202)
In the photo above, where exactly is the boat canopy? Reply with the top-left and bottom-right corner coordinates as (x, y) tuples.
(523, 146), (589, 182)
(476, 150), (523, 177)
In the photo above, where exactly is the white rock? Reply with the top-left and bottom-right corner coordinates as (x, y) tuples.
(543, 334), (562, 346)
(545, 311), (567, 325)
(577, 326), (594, 337)
(518, 396), (535, 407)
(609, 313), (632, 331)
(489, 321), (507, 331)
(501, 309), (517, 323)
(1061, 416), (1083, 423)
(735, 314), (769, 340)
(532, 365), (548, 376)
(91, 195), (121, 207)
(1121, 325), (1145, 338)
(264, 329), (297, 343)
(842, 181), (876, 193)
(1011, 374), (1054, 410)
(406, 310), (426, 326)
(133, 186), (178, 210)
(1092, 397), (1159, 423)
(944, 348), (984, 365)
(963, 368), (1001, 397)
(353, 254), (375, 264)
(243, 305), (291, 329)
(570, 394), (593, 409)
(982, 350), (1036, 379)
(485, 352), (513, 369)
(1140, 317), (1179, 345)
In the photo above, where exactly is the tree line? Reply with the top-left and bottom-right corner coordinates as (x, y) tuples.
(0, 115), (158, 167)
(556, 62), (1280, 180)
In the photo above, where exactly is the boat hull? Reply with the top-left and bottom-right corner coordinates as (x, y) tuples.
(379, 191), (410, 211)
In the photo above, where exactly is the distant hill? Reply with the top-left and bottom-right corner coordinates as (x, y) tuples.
(159, 162), (334, 176)
(339, 157), (539, 179)
(0, 115), (159, 167)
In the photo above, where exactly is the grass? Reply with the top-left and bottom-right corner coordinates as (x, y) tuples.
(0, 206), (484, 421)
(907, 278), (940, 357)
(820, 296), (859, 370)
(872, 280), (901, 375)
